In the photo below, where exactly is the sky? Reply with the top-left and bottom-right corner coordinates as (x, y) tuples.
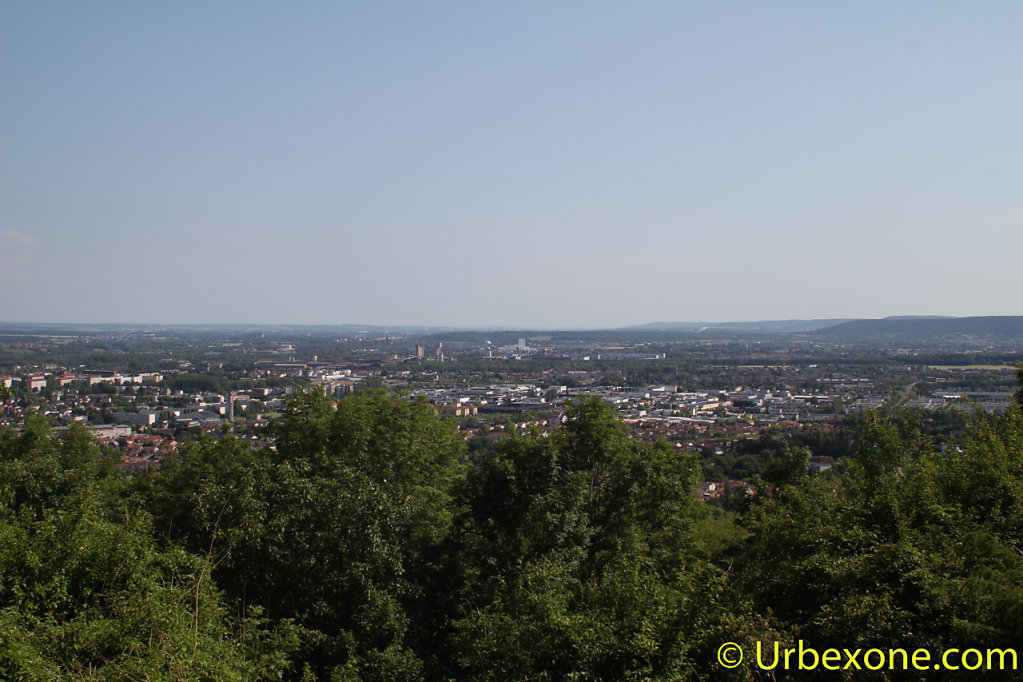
(1, 1), (1021, 329)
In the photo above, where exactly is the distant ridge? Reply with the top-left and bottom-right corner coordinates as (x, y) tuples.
(880, 315), (956, 321)
(623, 319), (857, 333)
(807, 316), (1023, 344)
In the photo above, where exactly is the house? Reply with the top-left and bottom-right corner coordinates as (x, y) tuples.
(90, 424), (132, 438)
(809, 456), (833, 474)
(442, 403), (478, 417)
(695, 482), (724, 501)
(114, 411), (159, 427)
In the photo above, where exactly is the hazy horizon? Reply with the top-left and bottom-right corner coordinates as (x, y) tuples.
(3, 3), (1021, 327)
(2, 313), (1019, 334)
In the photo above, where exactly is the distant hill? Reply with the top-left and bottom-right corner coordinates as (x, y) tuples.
(624, 319), (857, 333)
(807, 316), (1023, 345)
(877, 315), (956, 321)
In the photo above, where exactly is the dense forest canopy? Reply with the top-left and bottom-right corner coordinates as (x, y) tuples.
(2, 383), (1022, 679)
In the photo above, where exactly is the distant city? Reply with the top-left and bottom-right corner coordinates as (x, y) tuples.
(2, 315), (1020, 486)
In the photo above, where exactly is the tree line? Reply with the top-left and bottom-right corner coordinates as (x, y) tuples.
(1, 377), (1022, 679)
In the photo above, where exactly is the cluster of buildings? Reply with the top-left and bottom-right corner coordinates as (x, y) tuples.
(2, 369), (164, 391)
(4, 353), (1013, 486)
(0, 367), (299, 471)
(905, 391), (1013, 414)
(410, 383), (862, 425)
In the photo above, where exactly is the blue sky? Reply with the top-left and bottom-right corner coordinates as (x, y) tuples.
(2, 2), (1021, 327)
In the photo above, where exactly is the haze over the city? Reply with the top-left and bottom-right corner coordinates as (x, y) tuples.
(2, 2), (1021, 328)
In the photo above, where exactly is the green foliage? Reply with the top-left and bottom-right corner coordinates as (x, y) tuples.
(704, 425), (857, 482)
(144, 389), (466, 679)
(1016, 362), (1023, 413)
(762, 446), (810, 486)
(454, 553), (723, 681)
(0, 420), (296, 680)
(6, 377), (1023, 679)
(451, 396), (733, 679)
(0, 419), (114, 520)
(691, 512), (750, 562)
(735, 408), (1023, 677)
